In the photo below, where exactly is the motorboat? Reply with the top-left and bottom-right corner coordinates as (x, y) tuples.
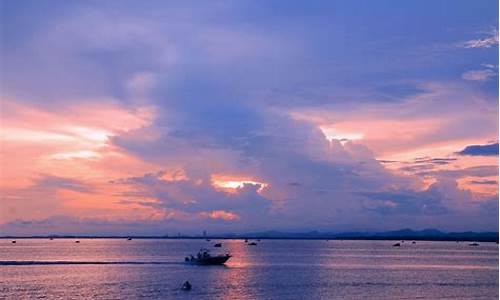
(185, 248), (231, 265)
(469, 242), (479, 246)
(214, 243), (222, 247)
(392, 242), (401, 247)
(248, 242), (257, 246)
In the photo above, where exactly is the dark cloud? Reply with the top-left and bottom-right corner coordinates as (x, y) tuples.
(416, 165), (499, 178)
(377, 160), (398, 164)
(373, 83), (429, 102)
(456, 143), (499, 156)
(361, 186), (449, 216)
(33, 175), (93, 193)
(413, 157), (457, 165)
(469, 179), (498, 185)
(399, 164), (436, 173)
(399, 157), (459, 173)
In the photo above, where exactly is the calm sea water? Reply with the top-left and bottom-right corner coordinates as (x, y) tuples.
(0, 239), (497, 299)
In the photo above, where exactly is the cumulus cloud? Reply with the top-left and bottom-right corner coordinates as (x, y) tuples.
(110, 170), (273, 227)
(1, 1), (498, 234)
(361, 186), (449, 216)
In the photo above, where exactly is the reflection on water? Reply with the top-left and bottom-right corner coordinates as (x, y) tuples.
(0, 239), (498, 299)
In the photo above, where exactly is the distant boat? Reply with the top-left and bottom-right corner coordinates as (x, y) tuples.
(393, 243), (401, 247)
(75, 240), (80, 243)
(248, 242), (258, 246)
(214, 243), (222, 247)
(185, 248), (231, 265)
(412, 241), (416, 244)
(11, 240), (16, 244)
(244, 239), (248, 243)
(257, 239), (261, 242)
(206, 239), (211, 242)
(127, 237), (132, 241)
(469, 242), (479, 246)
(49, 238), (53, 240)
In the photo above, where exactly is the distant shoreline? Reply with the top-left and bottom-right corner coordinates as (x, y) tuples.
(1, 235), (498, 242)
(2, 228), (498, 242)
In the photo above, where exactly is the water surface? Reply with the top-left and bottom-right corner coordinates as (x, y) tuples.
(0, 239), (497, 299)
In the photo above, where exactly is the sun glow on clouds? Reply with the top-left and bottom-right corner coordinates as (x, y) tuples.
(0, 99), (157, 185)
(319, 126), (364, 144)
(1, 100), (155, 159)
(211, 174), (268, 193)
(457, 177), (499, 199)
(200, 210), (240, 221)
(50, 150), (101, 160)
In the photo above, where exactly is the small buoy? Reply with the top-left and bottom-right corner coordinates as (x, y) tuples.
(181, 281), (192, 291)
(412, 241), (416, 244)
(75, 240), (80, 243)
(11, 240), (16, 244)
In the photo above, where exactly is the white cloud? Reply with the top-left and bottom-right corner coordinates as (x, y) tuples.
(463, 28), (499, 48)
(462, 69), (497, 81)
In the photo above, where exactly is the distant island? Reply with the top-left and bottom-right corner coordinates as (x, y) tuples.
(1, 228), (498, 242)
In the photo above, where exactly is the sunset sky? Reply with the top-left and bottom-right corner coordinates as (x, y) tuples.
(1, 0), (498, 235)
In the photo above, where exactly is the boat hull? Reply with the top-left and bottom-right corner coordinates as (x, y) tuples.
(188, 255), (231, 265)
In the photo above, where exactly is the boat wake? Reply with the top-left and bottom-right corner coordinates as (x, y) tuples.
(0, 260), (183, 266)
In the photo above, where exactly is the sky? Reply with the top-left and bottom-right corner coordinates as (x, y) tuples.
(0, 0), (498, 236)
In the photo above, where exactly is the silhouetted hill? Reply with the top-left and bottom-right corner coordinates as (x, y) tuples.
(234, 228), (498, 242)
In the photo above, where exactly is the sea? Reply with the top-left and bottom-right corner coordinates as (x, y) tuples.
(0, 239), (498, 299)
